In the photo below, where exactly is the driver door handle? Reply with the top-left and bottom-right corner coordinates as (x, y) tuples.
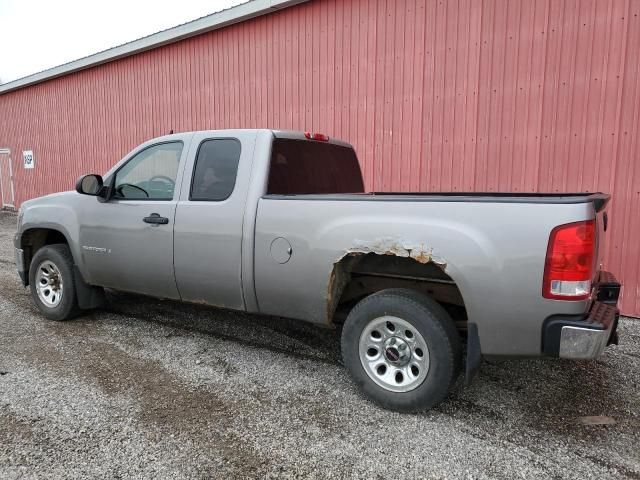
(143, 213), (169, 225)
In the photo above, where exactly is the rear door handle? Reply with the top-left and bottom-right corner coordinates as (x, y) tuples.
(143, 213), (169, 225)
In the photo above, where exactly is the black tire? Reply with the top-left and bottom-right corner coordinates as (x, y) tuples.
(29, 244), (81, 321)
(341, 288), (462, 412)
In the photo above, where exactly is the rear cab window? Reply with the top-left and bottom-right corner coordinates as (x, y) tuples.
(267, 138), (365, 195)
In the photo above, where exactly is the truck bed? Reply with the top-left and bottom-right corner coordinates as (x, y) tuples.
(255, 189), (608, 356)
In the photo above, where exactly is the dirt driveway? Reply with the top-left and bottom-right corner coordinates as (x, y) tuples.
(0, 212), (638, 479)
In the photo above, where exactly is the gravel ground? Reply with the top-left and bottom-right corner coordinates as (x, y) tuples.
(0, 211), (638, 479)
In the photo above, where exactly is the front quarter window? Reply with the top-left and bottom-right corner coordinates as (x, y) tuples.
(113, 142), (183, 200)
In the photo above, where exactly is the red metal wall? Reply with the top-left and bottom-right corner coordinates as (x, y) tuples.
(1, 0), (639, 315)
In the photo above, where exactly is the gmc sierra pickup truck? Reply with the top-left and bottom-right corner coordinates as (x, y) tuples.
(15, 129), (621, 411)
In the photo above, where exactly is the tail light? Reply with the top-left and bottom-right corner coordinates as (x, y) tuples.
(543, 220), (596, 300)
(304, 132), (329, 141)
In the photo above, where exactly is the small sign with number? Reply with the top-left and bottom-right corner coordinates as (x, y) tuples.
(23, 150), (34, 169)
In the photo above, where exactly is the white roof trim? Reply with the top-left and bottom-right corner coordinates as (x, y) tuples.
(0, 0), (308, 95)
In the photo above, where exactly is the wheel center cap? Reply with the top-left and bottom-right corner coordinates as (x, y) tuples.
(383, 337), (410, 366)
(385, 347), (400, 362)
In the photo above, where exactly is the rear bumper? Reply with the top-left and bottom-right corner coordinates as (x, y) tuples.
(542, 271), (620, 360)
(557, 302), (618, 359)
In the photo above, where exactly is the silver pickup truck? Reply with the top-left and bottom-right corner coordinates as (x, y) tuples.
(14, 129), (621, 411)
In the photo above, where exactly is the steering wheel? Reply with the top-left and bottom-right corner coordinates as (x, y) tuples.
(115, 183), (149, 198)
(149, 175), (176, 187)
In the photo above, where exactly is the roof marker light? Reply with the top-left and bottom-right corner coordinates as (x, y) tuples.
(304, 132), (329, 141)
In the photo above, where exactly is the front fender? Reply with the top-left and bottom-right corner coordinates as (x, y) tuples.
(17, 192), (87, 280)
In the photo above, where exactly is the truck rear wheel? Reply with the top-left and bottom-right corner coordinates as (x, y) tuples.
(29, 244), (80, 321)
(341, 288), (461, 412)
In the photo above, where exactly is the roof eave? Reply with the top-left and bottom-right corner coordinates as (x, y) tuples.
(0, 0), (308, 95)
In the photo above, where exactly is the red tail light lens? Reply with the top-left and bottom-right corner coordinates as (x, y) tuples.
(543, 220), (596, 300)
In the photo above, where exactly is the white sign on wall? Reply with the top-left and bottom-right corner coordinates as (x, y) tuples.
(23, 150), (34, 169)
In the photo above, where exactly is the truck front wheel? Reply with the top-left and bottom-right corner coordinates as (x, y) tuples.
(341, 288), (461, 412)
(29, 244), (80, 321)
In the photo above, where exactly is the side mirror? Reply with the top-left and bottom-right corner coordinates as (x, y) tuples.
(76, 174), (104, 196)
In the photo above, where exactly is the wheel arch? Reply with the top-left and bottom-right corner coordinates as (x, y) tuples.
(19, 227), (74, 285)
(19, 226), (105, 310)
(328, 252), (468, 334)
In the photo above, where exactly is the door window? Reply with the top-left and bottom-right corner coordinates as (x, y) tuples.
(190, 139), (241, 201)
(114, 142), (183, 200)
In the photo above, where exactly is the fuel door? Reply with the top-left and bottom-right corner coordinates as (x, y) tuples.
(270, 237), (292, 264)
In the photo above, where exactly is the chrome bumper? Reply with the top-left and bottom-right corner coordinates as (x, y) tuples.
(543, 271), (620, 360)
(559, 319), (614, 360)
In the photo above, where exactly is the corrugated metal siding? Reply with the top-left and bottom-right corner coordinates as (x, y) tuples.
(1, 0), (639, 315)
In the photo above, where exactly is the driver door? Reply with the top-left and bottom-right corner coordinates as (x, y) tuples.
(78, 136), (191, 298)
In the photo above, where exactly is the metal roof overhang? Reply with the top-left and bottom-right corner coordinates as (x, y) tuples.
(0, 0), (309, 95)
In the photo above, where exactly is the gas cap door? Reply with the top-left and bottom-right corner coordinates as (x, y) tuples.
(270, 237), (292, 264)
